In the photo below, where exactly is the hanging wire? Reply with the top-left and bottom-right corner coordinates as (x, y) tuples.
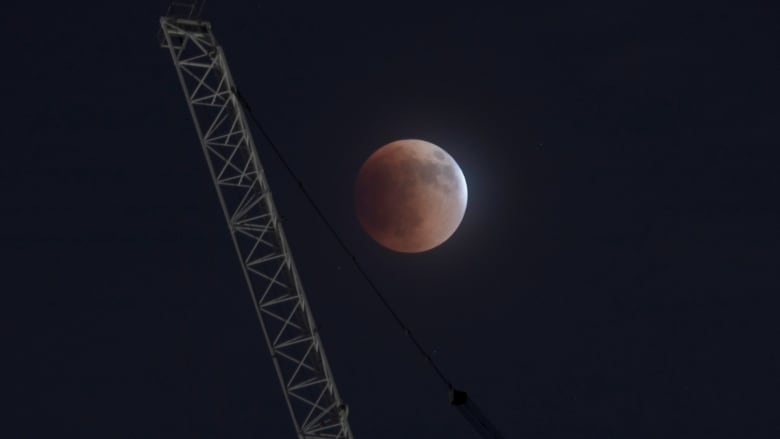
(233, 87), (505, 439)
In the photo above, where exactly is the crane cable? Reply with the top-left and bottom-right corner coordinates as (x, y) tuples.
(233, 88), (504, 439)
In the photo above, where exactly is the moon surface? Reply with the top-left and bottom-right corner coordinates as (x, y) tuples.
(355, 139), (468, 253)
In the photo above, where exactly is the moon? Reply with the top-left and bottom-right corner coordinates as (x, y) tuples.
(355, 139), (468, 253)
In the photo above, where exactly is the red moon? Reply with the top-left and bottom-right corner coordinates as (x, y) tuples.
(355, 139), (468, 253)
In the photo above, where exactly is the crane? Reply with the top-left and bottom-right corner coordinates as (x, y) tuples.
(159, 3), (505, 439)
(159, 6), (351, 439)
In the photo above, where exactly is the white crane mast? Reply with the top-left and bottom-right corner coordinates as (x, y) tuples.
(160, 14), (352, 439)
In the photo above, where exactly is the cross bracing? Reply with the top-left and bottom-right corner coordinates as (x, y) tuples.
(160, 17), (352, 439)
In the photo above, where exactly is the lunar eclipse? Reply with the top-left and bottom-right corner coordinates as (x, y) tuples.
(355, 139), (468, 253)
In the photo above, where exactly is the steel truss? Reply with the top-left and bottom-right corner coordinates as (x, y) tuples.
(160, 17), (352, 439)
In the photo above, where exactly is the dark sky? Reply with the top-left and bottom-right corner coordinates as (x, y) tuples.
(5, 1), (779, 437)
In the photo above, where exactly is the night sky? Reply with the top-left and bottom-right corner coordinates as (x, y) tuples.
(5, 1), (780, 437)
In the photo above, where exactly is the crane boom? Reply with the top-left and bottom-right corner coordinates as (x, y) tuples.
(160, 16), (352, 439)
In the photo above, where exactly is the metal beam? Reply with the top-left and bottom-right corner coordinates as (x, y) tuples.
(160, 17), (352, 439)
